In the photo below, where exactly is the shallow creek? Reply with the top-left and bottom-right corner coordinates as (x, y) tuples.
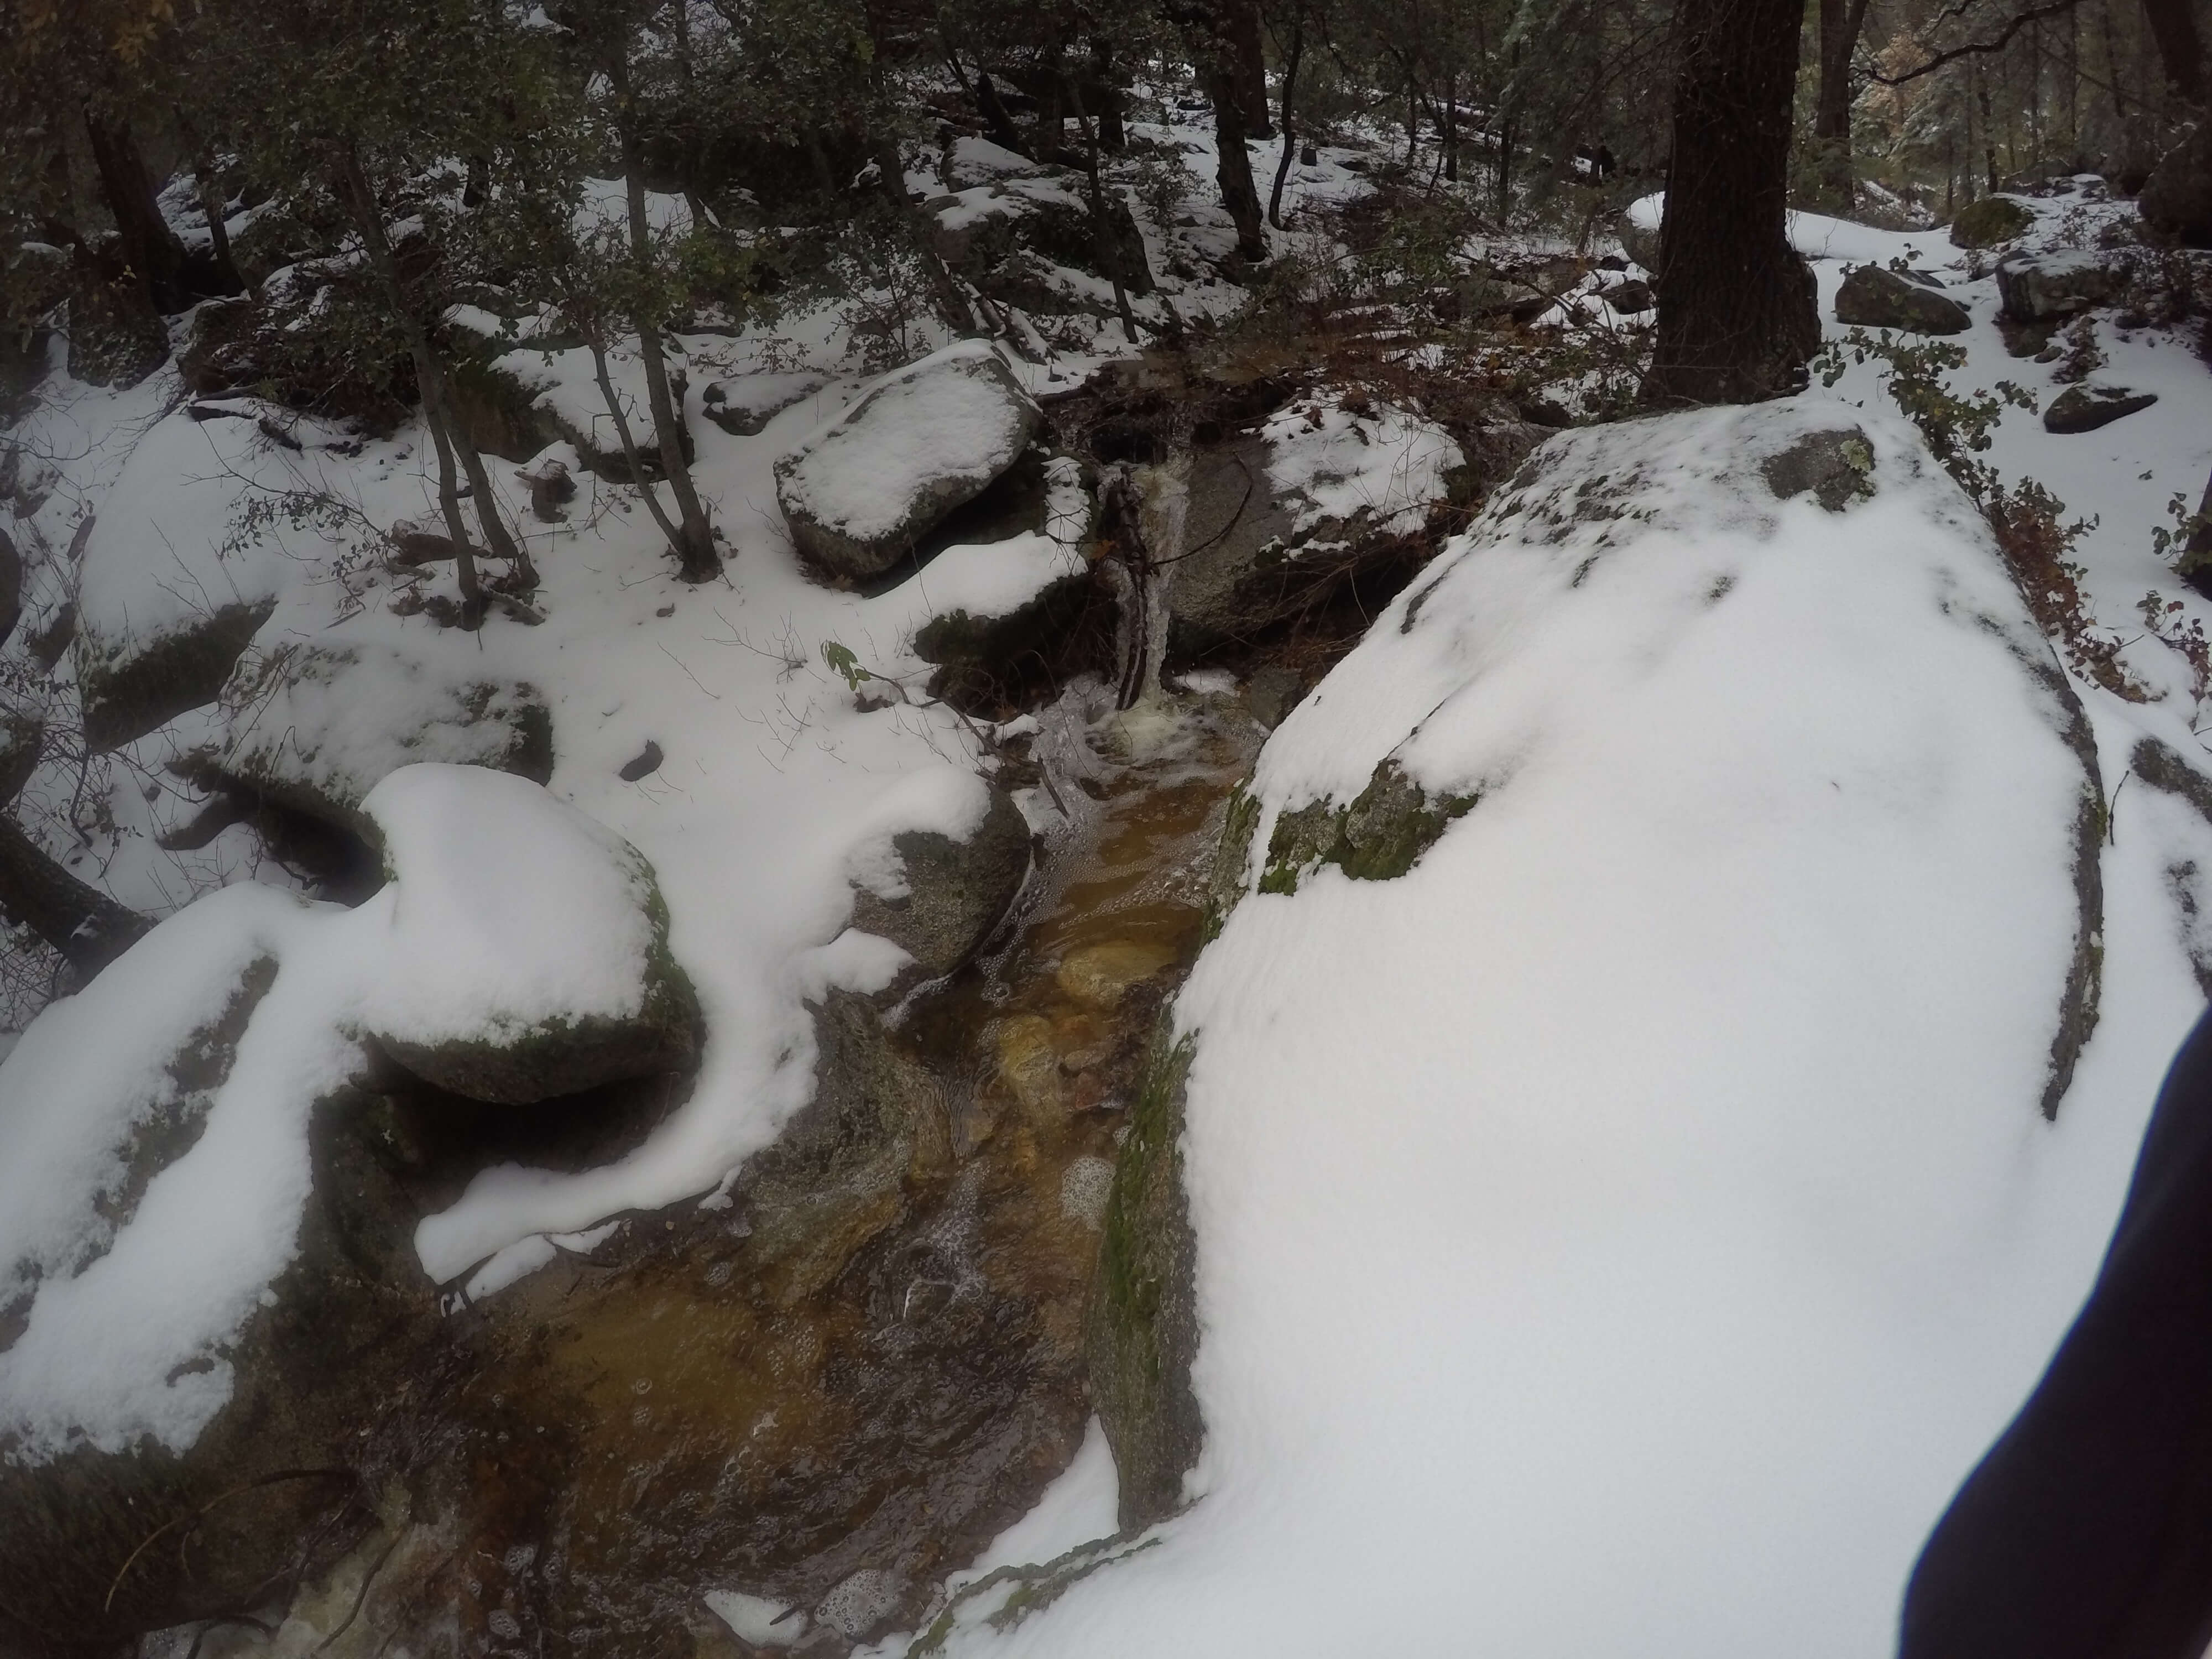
(168, 682), (1264, 1659)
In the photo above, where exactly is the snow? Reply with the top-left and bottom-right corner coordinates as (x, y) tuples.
(775, 340), (1038, 545)
(1259, 393), (1463, 535)
(355, 763), (662, 1051)
(914, 401), (2187, 1657)
(75, 406), (352, 669)
(0, 764), (686, 1458)
(0, 884), (352, 1457)
(219, 637), (543, 815)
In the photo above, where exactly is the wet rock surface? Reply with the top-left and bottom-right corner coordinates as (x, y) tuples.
(849, 786), (1034, 990)
(21, 680), (1266, 1659)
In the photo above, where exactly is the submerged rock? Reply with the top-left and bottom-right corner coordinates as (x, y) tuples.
(776, 344), (1042, 584)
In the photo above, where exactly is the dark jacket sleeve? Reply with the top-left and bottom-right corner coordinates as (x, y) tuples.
(1901, 1005), (2212, 1659)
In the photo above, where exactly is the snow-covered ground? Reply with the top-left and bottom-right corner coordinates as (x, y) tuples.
(5, 105), (2212, 1652)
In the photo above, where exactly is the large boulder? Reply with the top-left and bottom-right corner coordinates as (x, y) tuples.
(775, 343), (1042, 584)
(357, 765), (700, 1104)
(209, 639), (554, 840)
(1162, 393), (1486, 662)
(1834, 263), (1971, 334)
(1996, 248), (2133, 321)
(962, 401), (2119, 1659)
(0, 885), (420, 1649)
(2138, 120), (2212, 247)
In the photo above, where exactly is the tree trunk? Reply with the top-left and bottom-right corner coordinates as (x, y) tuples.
(606, 48), (719, 585)
(974, 72), (1032, 158)
(333, 147), (490, 618)
(622, 163), (719, 583)
(2143, 0), (2206, 106)
(1270, 17), (1307, 228)
(0, 816), (149, 979)
(1646, 0), (1820, 406)
(81, 110), (193, 314)
(1813, 0), (1874, 207)
(1226, 0), (1274, 137)
(1206, 60), (1269, 260)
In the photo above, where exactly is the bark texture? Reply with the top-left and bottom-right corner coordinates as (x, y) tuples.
(1646, 0), (1820, 406)
(0, 816), (150, 978)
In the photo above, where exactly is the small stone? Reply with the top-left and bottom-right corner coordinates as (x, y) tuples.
(1056, 940), (1178, 1011)
(618, 740), (663, 781)
(2043, 383), (2158, 434)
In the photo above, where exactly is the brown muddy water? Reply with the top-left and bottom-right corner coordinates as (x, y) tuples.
(162, 681), (1262, 1659)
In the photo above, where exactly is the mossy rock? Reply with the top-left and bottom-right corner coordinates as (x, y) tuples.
(1949, 196), (2034, 248)
(1086, 1017), (1203, 1532)
(0, 1062), (441, 1647)
(1256, 758), (1479, 898)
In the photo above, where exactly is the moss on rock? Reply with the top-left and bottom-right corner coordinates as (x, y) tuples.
(1257, 759), (1479, 898)
(1086, 1018), (1202, 1532)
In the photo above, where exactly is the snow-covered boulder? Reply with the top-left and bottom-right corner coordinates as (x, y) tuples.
(701, 369), (828, 436)
(1835, 263), (1971, 334)
(357, 765), (699, 1104)
(0, 884), (380, 1644)
(74, 408), (347, 749)
(847, 784), (1032, 989)
(994, 403), (2115, 1659)
(1997, 247), (2133, 322)
(1167, 393), (1471, 660)
(775, 342), (1042, 584)
(210, 640), (554, 838)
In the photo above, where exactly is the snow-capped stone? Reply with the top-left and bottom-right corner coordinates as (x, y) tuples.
(358, 764), (698, 1105)
(2043, 382), (2159, 434)
(211, 639), (553, 837)
(1997, 247), (2133, 322)
(1053, 402), (2115, 1659)
(774, 342), (1042, 583)
(1835, 263), (1971, 333)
